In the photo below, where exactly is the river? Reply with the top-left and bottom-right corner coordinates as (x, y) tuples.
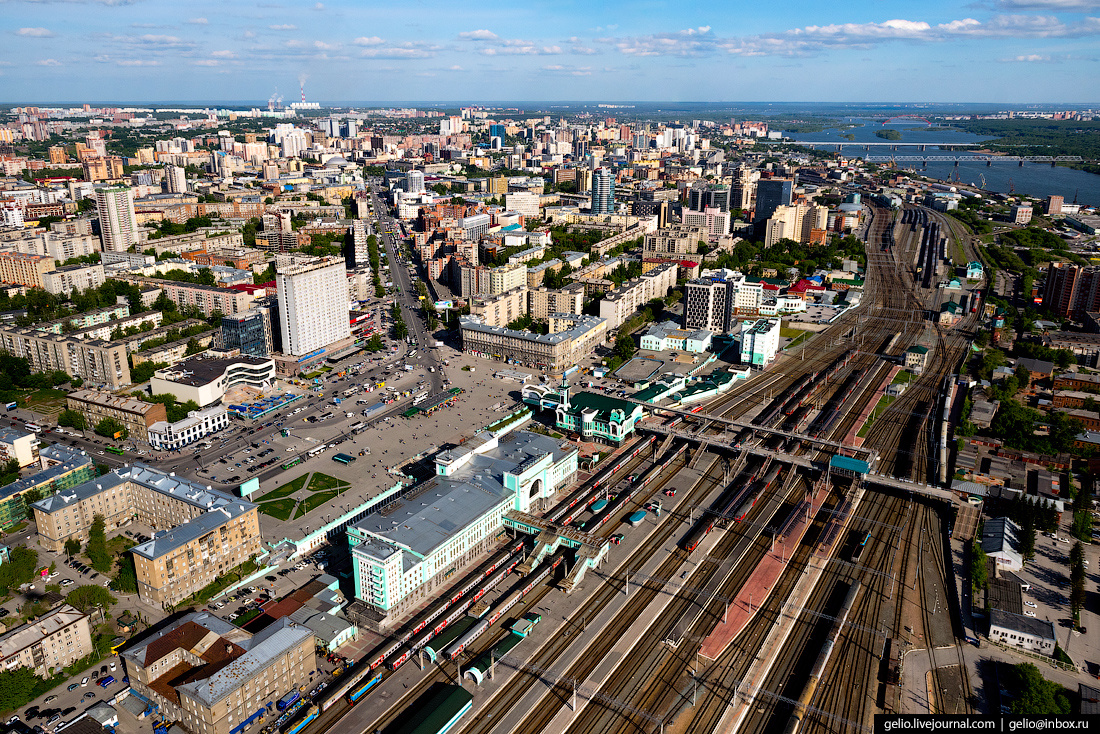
(783, 117), (1100, 207)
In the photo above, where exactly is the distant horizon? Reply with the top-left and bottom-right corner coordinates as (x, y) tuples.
(5, 100), (1100, 111)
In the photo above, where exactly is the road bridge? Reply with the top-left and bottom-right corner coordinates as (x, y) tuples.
(641, 423), (957, 504)
(865, 155), (1082, 163)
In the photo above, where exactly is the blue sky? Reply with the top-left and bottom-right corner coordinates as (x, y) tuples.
(2, 0), (1100, 104)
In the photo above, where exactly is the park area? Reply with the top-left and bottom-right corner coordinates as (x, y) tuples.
(257, 472), (351, 522)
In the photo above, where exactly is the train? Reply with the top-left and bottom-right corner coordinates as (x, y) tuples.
(580, 442), (689, 533)
(548, 435), (655, 525)
(806, 368), (866, 440)
(680, 458), (789, 553)
(443, 554), (565, 661)
(384, 549), (525, 672)
(782, 581), (863, 734)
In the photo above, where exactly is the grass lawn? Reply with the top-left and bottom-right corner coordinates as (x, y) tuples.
(258, 475), (309, 501)
(259, 498), (297, 521)
(891, 370), (914, 386)
(23, 388), (68, 418)
(857, 395), (897, 438)
(295, 490), (339, 519)
(782, 330), (811, 350)
(306, 473), (350, 493)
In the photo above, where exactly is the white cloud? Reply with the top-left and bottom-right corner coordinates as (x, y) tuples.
(36, 58), (61, 65)
(359, 45), (436, 59)
(139, 34), (183, 44)
(189, 17), (208, 25)
(269, 24), (296, 31)
(353, 36), (384, 45)
(314, 40), (340, 50)
(542, 63), (592, 75)
(612, 13), (1100, 58)
(313, 2), (324, 8)
(480, 39), (562, 55)
(459, 29), (498, 40)
(211, 49), (235, 58)
(17, 27), (55, 37)
(8, 0), (140, 4)
(1004, 52), (1052, 60)
(448, 64), (463, 70)
(193, 59), (220, 66)
(995, 0), (1100, 8)
(118, 58), (159, 65)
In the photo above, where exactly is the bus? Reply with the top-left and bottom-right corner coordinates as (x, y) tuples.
(333, 453), (356, 465)
(282, 457), (302, 470)
(105, 447), (124, 455)
(308, 445), (329, 458)
(4, 402), (16, 411)
(23, 423), (41, 433)
(349, 421), (367, 434)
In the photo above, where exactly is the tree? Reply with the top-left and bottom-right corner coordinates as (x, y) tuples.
(1007, 664), (1072, 715)
(970, 540), (988, 590)
(614, 334), (636, 362)
(0, 546), (38, 595)
(57, 409), (87, 431)
(94, 417), (127, 440)
(365, 334), (383, 352)
(65, 584), (117, 613)
(86, 514), (111, 573)
(64, 538), (81, 557)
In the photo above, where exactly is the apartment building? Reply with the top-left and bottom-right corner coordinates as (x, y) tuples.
(489, 262), (526, 295)
(82, 156), (125, 182)
(35, 305), (130, 335)
(31, 464), (262, 608)
(96, 186), (140, 252)
(0, 427), (40, 468)
(460, 312), (608, 372)
(528, 283), (585, 321)
(7, 231), (99, 261)
(0, 605), (93, 676)
(0, 444), (95, 531)
(0, 251), (53, 289)
(66, 390), (168, 443)
(468, 287), (528, 329)
(642, 224), (706, 256)
(683, 270), (765, 333)
(122, 613), (314, 734)
(597, 262), (676, 330)
(114, 277), (257, 317)
(42, 263), (107, 296)
(0, 327), (131, 389)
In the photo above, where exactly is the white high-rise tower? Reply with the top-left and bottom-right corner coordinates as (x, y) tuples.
(95, 186), (139, 252)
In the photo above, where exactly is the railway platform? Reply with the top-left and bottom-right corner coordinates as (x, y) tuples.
(714, 484), (867, 733)
(698, 479), (830, 660)
(843, 364), (903, 447)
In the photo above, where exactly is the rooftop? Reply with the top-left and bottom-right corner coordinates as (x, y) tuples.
(153, 354), (273, 387)
(0, 604), (87, 660)
(68, 389), (161, 414)
(990, 607), (1055, 641)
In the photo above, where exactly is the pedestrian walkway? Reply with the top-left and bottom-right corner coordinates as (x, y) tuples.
(845, 364), (902, 447)
(698, 479), (829, 660)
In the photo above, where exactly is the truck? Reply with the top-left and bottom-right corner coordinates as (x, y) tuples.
(277, 690), (300, 711)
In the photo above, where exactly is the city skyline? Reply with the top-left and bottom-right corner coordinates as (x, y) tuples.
(2, 0), (1100, 104)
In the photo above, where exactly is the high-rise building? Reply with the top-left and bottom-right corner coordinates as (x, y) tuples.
(164, 163), (187, 194)
(1043, 263), (1100, 320)
(754, 178), (793, 221)
(489, 262), (526, 295)
(275, 256), (350, 356)
(591, 167), (615, 215)
(405, 170), (425, 194)
(95, 186), (139, 252)
(688, 183), (731, 213)
(346, 219), (370, 270)
(221, 309), (273, 357)
(48, 145), (67, 165)
(489, 124), (506, 140)
(683, 278), (730, 333)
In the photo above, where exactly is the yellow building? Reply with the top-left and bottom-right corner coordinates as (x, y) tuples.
(0, 604), (93, 676)
(31, 465), (262, 609)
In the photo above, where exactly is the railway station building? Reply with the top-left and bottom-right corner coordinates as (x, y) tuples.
(347, 428), (578, 626)
(521, 375), (644, 445)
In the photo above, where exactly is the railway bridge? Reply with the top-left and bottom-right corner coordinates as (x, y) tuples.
(641, 423), (957, 504)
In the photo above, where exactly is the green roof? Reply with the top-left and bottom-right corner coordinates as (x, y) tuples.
(569, 391), (642, 420)
(907, 345), (929, 354)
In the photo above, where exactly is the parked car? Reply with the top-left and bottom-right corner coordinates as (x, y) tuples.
(80, 677), (88, 687)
